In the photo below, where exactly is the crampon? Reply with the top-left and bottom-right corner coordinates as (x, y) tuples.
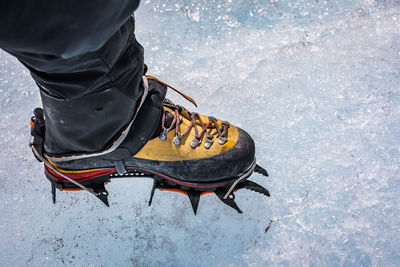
(32, 149), (270, 214)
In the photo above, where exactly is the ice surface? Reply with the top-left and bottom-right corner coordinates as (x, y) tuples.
(1, 0), (400, 266)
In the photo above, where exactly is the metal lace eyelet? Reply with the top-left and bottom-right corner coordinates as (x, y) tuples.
(159, 129), (168, 141)
(173, 133), (182, 146)
(190, 138), (201, 149)
(218, 137), (227, 145)
(204, 137), (214, 149)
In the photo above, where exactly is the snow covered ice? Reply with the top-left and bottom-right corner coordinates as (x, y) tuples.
(1, 0), (399, 266)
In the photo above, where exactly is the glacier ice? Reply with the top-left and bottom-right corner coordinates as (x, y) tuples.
(0, 0), (399, 266)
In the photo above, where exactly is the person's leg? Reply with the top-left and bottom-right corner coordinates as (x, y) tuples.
(5, 17), (147, 155)
(0, 0), (165, 161)
(0, 1), (140, 57)
(0, 1), (147, 154)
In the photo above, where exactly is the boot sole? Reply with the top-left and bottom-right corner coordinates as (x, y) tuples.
(44, 160), (257, 191)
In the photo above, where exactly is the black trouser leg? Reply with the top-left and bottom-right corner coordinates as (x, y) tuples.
(2, 16), (146, 154)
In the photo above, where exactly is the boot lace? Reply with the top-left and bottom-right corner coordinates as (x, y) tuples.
(146, 75), (230, 149)
(159, 100), (230, 149)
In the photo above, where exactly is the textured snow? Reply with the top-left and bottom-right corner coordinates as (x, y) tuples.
(1, 0), (400, 266)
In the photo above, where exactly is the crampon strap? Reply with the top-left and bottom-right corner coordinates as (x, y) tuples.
(29, 108), (46, 161)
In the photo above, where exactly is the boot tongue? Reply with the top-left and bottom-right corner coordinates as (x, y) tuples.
(150, 109), (175, 139)
(163, 110), (175, 128)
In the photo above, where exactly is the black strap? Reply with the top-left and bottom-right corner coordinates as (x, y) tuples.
(30, 108), (46, 162)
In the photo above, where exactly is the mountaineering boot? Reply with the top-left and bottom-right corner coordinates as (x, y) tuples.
(30, 72), (270, 214)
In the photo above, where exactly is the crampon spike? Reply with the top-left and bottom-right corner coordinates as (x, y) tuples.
(215, 188), (243, 214)
(51, 183), (56, 204)
(186, 190), (201, 215)
(91, 184), (109, 207)
(237, 180), (271, 197)
(148, 180), (157, 206)
(254, 164), (269, 177)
